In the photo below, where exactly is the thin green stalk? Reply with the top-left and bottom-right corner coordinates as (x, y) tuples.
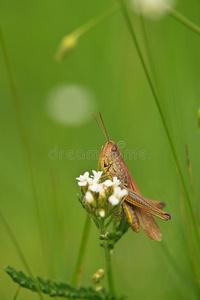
(0, 27), (46, 263)
(139, 15), (158, 89)
(13, 286), (20, 300)
(138, 8), (199, 293)
(105, 216), (114, 229)
(119, 0), (200, 246)
(99, 221), (116, 297)
(0, 210), (44, 300)
(73, 2), (120, 39)
(169, 8), (200, 37)
(71, 214), (91, 287)
(104, 241), (116, 297)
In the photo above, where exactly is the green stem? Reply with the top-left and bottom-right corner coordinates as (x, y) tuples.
(71, 214), (91, 287)
(139, 15), (158, 88)
(73, 2), (120, 39)
(104, 240), (116, 297)
(0, 210), (44, 300)
(13, 286), (21, 300)
(169, 8), (200, 37)
(100, 223), (116, 297)
(119, 0), (200, 246)
(105, 216), (114, 229)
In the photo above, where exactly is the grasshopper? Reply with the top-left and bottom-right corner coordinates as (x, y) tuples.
(93, 112), (171, 241)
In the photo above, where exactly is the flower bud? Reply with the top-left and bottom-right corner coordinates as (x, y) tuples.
(198, 108), (200, 130)
(92, 269), (104, 284)
(55, 34), (78, 62)
(98, 209), (106, 218)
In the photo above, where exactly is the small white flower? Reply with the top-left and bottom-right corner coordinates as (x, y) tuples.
(85, 191), (94, 203)
(113, 187), (128, 199)
(76, 171), (90, 186)
(108, 195), (120, 206)
(108, 186), (128, 206)
(103, 179), (113, 187)
(91, 170), (103, 182)
(89, 182), (104, 194)
(112, 177), (121, 187)
(98, 209), (106, 218)
(87, 177), (93, 185)
(130, 0), (173, 19)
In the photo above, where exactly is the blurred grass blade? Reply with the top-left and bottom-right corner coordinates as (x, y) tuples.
(197, 108), (200, 130)
(0, 210), (44, 300)
(0, 26), (47, 265)
(71, 214), (91, 287)
(13, 286), (21, 300)
(119, 0), (200, 288)
(169, 8), (200, 37)
(119, 0), (200, 243)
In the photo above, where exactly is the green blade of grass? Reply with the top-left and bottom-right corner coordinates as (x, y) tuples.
(0, 26), (47, 266)
(0, 210), (44, 300)
(119, 0), (200, 245)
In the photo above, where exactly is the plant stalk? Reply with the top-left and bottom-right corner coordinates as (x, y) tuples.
(104, 240), (116, 297)
(71, 214), (91, 287)
(169, 8), (200, 37)
(73, 2), (120, 39)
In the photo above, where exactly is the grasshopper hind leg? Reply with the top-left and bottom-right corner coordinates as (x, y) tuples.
(123, 202), (140, 233)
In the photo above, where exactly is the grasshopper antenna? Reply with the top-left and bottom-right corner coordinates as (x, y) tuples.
(92, 113), (108, 142)
(99, 111), (109, 141)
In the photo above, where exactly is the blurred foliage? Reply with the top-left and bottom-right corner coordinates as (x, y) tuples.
(0, 0), (200, 300)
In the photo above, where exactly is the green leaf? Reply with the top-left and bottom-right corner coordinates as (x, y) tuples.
(4, 265), (124, 299)
(77, 195), (85, 209)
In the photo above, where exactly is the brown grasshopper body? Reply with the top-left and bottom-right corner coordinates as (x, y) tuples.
(93, 113), (171, 241)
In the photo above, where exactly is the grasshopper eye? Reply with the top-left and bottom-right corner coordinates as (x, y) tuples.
(111, 144), (118, 152)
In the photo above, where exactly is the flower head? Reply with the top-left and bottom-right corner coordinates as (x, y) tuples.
(130, 0), (174, 19)
(112, 177), (121, 187)
(91, 170), (103, 182)
(108, 186), (128, 206)
(76, 171), (90, 186)
(103, 179), (113, 187)
(89, 182), (104, 195)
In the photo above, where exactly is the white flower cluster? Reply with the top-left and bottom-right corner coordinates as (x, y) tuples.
(76, 171), (128, 215)
(130, 0), (174, 19)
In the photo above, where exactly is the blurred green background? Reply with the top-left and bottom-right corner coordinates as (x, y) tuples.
(1, 0), (200, 299)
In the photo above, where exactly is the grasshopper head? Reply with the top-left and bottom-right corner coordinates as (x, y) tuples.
(101, 140), (120, 169)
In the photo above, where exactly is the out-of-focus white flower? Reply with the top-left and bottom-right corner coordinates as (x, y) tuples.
(108, 186), (128, 206)
(112, 177), (121, 187)
(76, 171), (90, 186)
(85, 191), (94, 203)
(103, 179), (113, 187)
(130, 0), (174, 19)
(91, 170), (103, 182)
(98, 209), (106, 218)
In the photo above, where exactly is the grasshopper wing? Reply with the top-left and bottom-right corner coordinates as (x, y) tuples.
(125, 173), (170, 241)
(134, 207), (162, 241)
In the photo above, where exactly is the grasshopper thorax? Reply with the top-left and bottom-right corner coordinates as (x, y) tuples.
(101, 141), (121, 169)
